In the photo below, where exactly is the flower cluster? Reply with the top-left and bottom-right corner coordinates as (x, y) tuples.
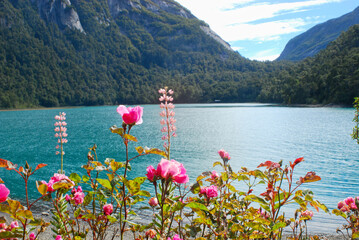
(159, 88), (176, 150)
(300, 210), (314, 219)
(200, 185), (218, 199)
(54, 112), (68, 155)
(117, 105), (143, 125)
(338, 197), (359, 212)
(103, 203), (113, 216)
(41, 173), (75, 192)
(168, 234), (183, 240)
(65, 186), (84, 205)
(0, 220), (19, 235)
(146, 159), (189, 184)
(0, 184), (9, 202)
(218, 149), (230, 161)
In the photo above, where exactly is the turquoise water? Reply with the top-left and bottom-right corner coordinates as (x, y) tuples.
(0, 104), (358, 232)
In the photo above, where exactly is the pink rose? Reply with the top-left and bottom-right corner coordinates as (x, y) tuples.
(146, 166), (156, 182)
(211, 171), (219, 180)
(0, 184), (10, 203)
(337, 201), (345, 209)
(117, 105), (143, 125)
(148, 197), (158, 207)
(55, 235), (63, 240)
(42, 174), (75, 192)
(156, 159), (189, 184)
(65, 194), (71, 202)
(218, 149), (231, 161)
(301, 210), (314, 218)
(74, 192), (85, 205)
(200, 185), (218, 199)
(29, 232), (36, 240)
(168, 234), (183, 240)
(103, 203), (113, 216)
(345, 197), (355, 206)
(10, 221), (18, 229)
(205, 185), (218, 198)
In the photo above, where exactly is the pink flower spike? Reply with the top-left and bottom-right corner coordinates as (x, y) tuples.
(55, 116), (61, 120)
(168, 89), (174, 95)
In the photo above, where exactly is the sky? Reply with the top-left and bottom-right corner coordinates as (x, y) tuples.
(174, 0), (359, 61)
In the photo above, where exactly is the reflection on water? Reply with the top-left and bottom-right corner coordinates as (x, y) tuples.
(0, 104), (358, 233)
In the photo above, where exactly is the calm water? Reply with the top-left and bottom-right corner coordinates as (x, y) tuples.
(0, 104), (358, 233)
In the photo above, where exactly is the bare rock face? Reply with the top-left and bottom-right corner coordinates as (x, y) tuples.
(35, 0), (84, 32)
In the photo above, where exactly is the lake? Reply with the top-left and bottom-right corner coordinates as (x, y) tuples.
(0, 103), (358, 233)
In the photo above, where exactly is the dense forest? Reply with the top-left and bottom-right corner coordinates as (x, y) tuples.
(0, 0), (358, 109)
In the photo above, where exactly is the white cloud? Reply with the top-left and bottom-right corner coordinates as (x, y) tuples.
(176, 0), (343, 42)
(249, 50), (280, 61)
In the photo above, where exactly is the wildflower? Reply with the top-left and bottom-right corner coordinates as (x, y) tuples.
(103, 203), (113, 215)
(29, 232), (36, 240)
(211, 170), (219, 180)
(0, 184), (10, 202)
(41, 173), (75, 192)
(146, 229), (156, 238)
(156, 159), (189, 184)
(146, 165), (156, 182)
(10, 221), (18, 229)
(158, 87), (176, 152)
(301, 210), (314, 219)
(218, 149), (231, 161)
(55, 235), (63, 240)
(148, 197), (158, 207)
(200, 185), (218, 199)
(117, 105), (143, 125)
(168, 234), (183, 240)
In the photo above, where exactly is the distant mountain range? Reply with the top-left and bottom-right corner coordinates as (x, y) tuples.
(277, 6), (359, 61)
(0, 0), (358, 108)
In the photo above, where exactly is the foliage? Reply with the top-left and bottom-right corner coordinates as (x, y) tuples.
(352, 97), (359, 144)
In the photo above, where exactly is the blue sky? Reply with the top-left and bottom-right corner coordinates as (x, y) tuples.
(174, 0), (359, 61)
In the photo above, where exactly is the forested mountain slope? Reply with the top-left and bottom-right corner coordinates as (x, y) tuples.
(277, 6), (359, 61)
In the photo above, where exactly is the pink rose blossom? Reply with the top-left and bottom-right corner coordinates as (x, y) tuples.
(345, 197), (355, 206)
(42, 173), (74, 192)
(74, 192), (85, 205)
(301, 210), (314, 218)
(55, 235), (63, 240)
(0, 184), (10, 202)
(338, 201), (345, 209)
(200, 185), (218, 199)
(117, 105), (143, 125)
(29, 232), (36, 240)
(103, 203), (113, 216)
(156, 159), (189, 184)
(148, 197), (158, 207)
(218, 149), (231, 161)
(211, 171), (219, 180)
(168, 234), (183, 240)
(10, 221), (18, 229)
(146, 166), (156, 182)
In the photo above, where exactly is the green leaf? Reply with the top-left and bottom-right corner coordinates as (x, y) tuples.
(135, 146), (144, 154)
(134, 190), (151, 197)
(17, 210), (34, 220)
(69, 173), (81, 183)
(83, 193), (93, 206)
(145, 148), (167, 158)
(190, 182), (201, 194)
(186, 202), (209, 211)
(244, 195), (267, 205)
(352, 231), (359, 239)
(124, 134), (137, 142)
(82, 175), (90, 182)
(97, 179), (112, 190)
(110, 126), (124, 136)
(213, 161), (223, 167)
(332, 209), (347, 218)
(272, 221), (286, 231)
(36, 181), (48, 195)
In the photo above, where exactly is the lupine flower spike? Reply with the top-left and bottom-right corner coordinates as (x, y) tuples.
(54, 112), (67, 174)
(159, 87), (176, 159)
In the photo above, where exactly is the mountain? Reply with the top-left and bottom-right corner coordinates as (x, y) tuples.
(1, 0), (271, 108)
(259, 24), (359, 105)
(277, 6), (359, 61)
